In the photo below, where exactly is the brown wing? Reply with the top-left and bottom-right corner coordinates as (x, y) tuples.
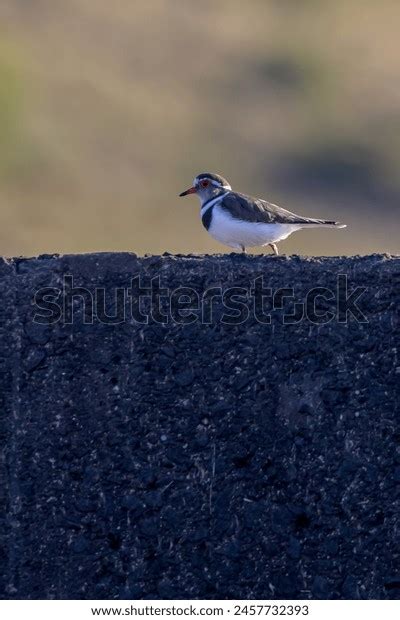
(220, 192), (334, 225)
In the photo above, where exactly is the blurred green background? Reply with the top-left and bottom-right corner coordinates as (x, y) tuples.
(0, 0), (399, 257)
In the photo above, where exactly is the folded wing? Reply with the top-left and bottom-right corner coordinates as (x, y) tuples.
(220, 192), (343, 227)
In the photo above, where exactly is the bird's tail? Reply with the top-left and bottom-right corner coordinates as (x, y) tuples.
(301, 219), (346, 229)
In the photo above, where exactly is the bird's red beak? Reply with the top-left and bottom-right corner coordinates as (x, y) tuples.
(179, 186), (197, 197)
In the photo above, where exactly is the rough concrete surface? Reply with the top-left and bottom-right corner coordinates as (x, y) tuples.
(0, 252), (399, 600)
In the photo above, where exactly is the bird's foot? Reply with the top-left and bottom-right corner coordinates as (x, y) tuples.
(269, 243), (279, 256)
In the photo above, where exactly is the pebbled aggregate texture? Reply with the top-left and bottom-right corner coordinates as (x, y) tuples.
(0, 252), (399, 600)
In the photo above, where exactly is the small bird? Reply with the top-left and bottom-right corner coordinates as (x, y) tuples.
(179, 172), (346, 254)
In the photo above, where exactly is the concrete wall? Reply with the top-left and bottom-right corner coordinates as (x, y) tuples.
(0, 253), (398, 599)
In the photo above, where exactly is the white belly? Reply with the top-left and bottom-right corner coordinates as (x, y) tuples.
(206, 205), (301, 249)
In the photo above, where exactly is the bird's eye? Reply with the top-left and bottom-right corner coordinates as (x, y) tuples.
(201, 180), (209, 188)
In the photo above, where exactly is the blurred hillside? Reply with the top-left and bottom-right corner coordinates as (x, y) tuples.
(0, 0), (399, 256)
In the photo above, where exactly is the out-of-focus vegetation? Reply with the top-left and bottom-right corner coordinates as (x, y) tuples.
(0, 0), (399, 256)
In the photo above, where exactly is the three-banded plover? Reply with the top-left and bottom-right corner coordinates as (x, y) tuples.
(180, 172), (346, 254)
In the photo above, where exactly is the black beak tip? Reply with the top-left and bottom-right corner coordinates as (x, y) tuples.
(179, 191), (186, 197)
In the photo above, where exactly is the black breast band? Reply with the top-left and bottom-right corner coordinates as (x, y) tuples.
(201, 206), (213, 230)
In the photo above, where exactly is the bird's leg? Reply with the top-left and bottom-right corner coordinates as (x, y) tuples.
(241, 245), (247, 254)
(269, 243), (279, 256)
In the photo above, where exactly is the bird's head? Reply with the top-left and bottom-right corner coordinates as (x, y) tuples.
(179, 172), (231, 205)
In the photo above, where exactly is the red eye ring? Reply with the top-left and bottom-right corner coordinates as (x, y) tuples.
(201, 180), (209, 188)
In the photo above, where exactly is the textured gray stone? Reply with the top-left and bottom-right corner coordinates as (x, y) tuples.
(0, 252), (398, 599)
